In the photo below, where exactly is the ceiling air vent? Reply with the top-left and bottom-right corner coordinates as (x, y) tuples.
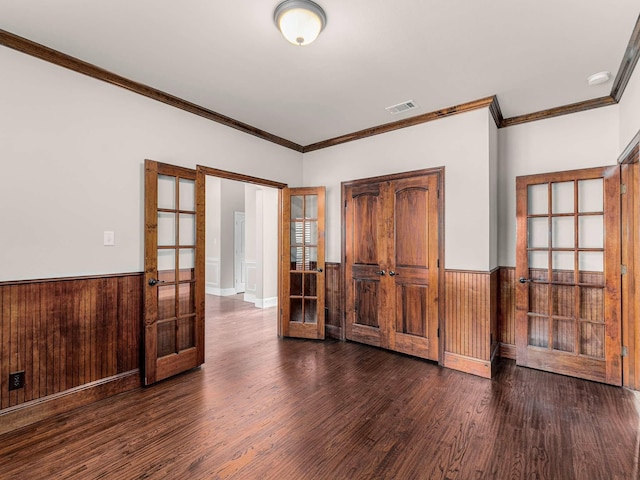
(385, 100), (418, 115)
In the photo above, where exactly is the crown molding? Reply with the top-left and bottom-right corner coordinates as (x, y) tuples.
(611, 13), (640, 102)
(0, 29), (304, 153)
(2, 12), (640, 153)
(303, 96), (498, 153)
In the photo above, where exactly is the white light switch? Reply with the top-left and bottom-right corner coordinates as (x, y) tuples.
(103, 231), (115, 246)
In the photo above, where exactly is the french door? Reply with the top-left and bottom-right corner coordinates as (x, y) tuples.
(344, 169), (442, 361)
(144, 160), (204, 385)
(515, 166), (621, 385)
(280, 187), (326, 339)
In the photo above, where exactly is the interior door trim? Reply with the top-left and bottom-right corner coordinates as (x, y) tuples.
(341, 166), (445, 363)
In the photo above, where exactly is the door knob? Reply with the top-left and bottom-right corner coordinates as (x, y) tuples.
(316, 268), (323, 273)
(148, 278), (165, 287)
(518, 277), (530, 284)
(389, 271), (399, 276)
(376, 270), (386, 276)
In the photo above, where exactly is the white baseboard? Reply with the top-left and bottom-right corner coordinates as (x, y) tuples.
(206, 285), (238, 296)
(255, 297), (278, 309)
(244, 293), (256, 303)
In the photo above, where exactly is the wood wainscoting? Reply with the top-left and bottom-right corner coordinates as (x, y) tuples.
(324, 262), (343, 340)
(443, 269), (499, 378)
(0, 273), (143, 434)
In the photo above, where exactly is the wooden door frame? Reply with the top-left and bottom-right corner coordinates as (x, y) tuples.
(195, 166), (287, 337)
(341, 167), (445, 363)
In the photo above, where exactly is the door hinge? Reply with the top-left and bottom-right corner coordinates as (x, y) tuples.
(345, 200), (347, 208)
(622, 346), (628, 357)
(437, 259), (440, 268)
(621, 265), (628, 275)
(437, 328), (440, 338)
(621, 184), (627, 194)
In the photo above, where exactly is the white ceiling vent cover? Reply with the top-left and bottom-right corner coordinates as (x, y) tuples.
(385, 100), (419, 115)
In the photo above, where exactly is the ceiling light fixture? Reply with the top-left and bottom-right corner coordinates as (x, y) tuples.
(274, 0), (327, 46)
(587, 71), (611, 86)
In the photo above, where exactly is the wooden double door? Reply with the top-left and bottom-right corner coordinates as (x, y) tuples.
(344, 169), (443, 361)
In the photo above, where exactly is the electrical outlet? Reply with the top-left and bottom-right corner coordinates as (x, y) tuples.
(9, 371), (25, 391)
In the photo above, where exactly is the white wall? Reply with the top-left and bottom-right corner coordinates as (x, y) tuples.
(489, 116), (499, 270)
(619, 64), (640, 152)
(205, 176), (222, 291)
(303, 109), (493, 271)
(220, 180), (245, 290)
(260, 187), (279, 306)
(497, 105), (620, 267)
(0, 46), (302, 282)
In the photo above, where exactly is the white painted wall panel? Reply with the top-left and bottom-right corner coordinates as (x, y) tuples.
(497, 105), (619, 267)
(619, 64), (640, 152)
(0, 46), (302, 281)
(302, 109), (492, 271)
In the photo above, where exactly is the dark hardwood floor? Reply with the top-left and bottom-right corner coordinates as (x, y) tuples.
(1, 294), (639, 479)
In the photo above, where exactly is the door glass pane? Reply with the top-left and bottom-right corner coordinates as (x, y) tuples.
(553, 319), (575, 352)
(552, 251), (574, 282)
(528, 218), (548, 248)
(528, 316), (548, 348)
(290, 273), (302, 295)
(291, 222), (304, 246)
(178, 283), (195, 315)
(306, 221), (318, 244)
(529, 284), (548, 314)
(305, 195), (318, 219)
(158, 249), (176, 283)
(179, 178), (195, 211)
(552, 285), (574, 317)
(304, 273), (317, 296)
(529, 251), (548, 271)
(528, 184), (548, 215)
(578, 215), (603, 248)
(158, 212), (176, 246)
(552, 217), (574, 248)
(579, 251), (603, 273)
(304, 299), (317, 323)
(552, 181), (574, 214)
(580, 323), (605, 358)
(290, 298), (303, 322)
(177, 317), (195, 351)
(305, 247), (318, 270)
(179, 248), (195, 280)
(158, 175), (176, 210)
(578, 179), (603, 213)
(157, 320), (176, 357)
(291, 247), (304, 270)
(179, 213), (196, 246)
(580, 287), (604, 321)
(158, 285), (176, 319)
(291, 196), (304, 219)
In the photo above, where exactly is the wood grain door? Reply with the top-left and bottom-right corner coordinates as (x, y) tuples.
(388, 175), (440, 361)
(344, 169), (442, 361)
(515, 166), (621, 385)
(281, 187), (325, 339)
(144, 160), (204, 385)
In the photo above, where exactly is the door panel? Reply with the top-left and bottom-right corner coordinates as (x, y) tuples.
(344, 170), (442, 361)
(144, 160), (203, 385)
(515, 166), (621, 385)
(345, 186), (386, 346)
(281, 187), (325, 339)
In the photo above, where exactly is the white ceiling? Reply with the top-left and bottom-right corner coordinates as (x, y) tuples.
(1, 1), (639, 146)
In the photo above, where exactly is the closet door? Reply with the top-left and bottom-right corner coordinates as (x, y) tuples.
(344, 183), (387, 347)
(388, 175), (440, 361)
(344, 169), (443, 360)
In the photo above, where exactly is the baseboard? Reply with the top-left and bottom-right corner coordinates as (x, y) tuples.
(244, 293), (256, 303)
(206, 286), (237, 296)
(255, 297), (277, 308)
(499, 342), (516, 360)
(443, 352), (492, 379)
(0, 369), (141, 435)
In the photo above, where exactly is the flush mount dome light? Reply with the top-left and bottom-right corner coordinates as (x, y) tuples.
(274, 0), (327, 46)
(587, 71), (611, 86)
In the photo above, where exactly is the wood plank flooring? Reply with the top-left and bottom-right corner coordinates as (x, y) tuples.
(1, 294), (639, 479)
